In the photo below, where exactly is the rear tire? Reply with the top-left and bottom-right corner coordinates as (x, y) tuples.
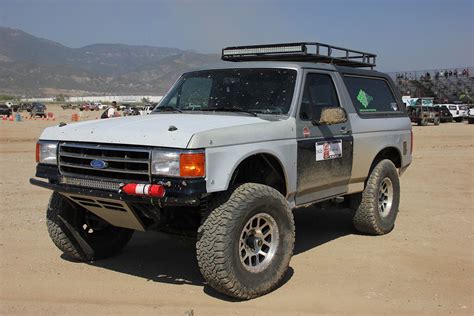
(418, 118), (427, 126)
(196, 183), (295, 299)
(46, 192), (134, 261)
(352, 160), (400, 235)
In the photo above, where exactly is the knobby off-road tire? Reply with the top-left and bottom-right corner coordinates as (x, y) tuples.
(46, 192), (134, 261)
(352, 159), (400, 235)
(196, 183), (295, 299)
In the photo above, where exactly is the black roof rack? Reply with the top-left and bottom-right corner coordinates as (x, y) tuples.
(221, 42), (377, 68)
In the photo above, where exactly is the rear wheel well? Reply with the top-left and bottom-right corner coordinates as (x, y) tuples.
(369, 147), (401, 175)
(229, 154), (287, 196)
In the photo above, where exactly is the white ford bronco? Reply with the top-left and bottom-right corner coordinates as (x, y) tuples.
(31, 42), (412, 299)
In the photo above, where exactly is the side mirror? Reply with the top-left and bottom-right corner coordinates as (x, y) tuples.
(314, 107), (347, 125)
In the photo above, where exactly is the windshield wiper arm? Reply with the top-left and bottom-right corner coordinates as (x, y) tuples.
(199, 107), (258, 117)
(154, 106), (182, 113)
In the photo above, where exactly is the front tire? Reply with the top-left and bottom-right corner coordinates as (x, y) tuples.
(352, 160), (400, 235)
(46, 192), (134, 261)
(196, 183), (295, 299)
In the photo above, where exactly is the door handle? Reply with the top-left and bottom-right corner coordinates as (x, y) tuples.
(340, 126), (352, 134)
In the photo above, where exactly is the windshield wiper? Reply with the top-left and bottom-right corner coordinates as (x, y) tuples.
(154, 106), (182, 113)
(199, 107), (258, 117)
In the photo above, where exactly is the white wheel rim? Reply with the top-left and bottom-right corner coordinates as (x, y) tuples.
(239, 213), (279, 273)
(378, 177), (393, 217)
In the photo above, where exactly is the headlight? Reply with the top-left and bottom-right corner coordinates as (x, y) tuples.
(151, 149), (205, 178)
(36, 141), (58, 165)
(151, 150), (180, 176)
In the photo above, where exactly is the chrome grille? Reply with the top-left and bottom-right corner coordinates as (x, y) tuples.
(58, 142), (151, 182)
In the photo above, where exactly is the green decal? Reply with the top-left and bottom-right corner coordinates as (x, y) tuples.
(356, 89), (373, 108)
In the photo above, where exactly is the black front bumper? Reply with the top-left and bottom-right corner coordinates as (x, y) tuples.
(30, 178), (203, 207)
(31, 165), (206, 207)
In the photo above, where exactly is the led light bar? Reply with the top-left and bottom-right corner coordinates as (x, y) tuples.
(222, 44), (306, 57)
(60, 176), (122, 191)
(220, 42), (377, 68)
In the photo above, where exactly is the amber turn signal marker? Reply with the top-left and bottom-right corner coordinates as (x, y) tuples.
(180, 153), (205, 177)
(35, 143), (40, 163)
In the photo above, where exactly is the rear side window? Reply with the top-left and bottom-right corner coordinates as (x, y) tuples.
(343, 76), (400, 115)
(449, 105), (456, 110)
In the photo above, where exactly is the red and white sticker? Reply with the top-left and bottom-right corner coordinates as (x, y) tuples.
(303, 127), (310, 138)
(315, 140), (342, 161)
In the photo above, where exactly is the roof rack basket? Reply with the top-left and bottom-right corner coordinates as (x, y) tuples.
(222, 42), (376, 68)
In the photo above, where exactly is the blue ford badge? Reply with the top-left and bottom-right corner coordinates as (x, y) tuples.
(90, 159), (108, 169)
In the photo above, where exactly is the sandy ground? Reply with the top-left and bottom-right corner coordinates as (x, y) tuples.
(0, 105), (473, 315)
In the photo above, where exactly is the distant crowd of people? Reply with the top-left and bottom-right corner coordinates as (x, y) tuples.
(395, 68), (470, 81)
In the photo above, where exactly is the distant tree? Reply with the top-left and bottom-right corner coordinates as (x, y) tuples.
(141, 97), (150, 104)
(0, 95), (17, 101)
(459, 91), (472, 104)
(55, 94), (69, 102)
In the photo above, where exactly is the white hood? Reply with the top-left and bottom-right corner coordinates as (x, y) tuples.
(40, 113), (267, 148)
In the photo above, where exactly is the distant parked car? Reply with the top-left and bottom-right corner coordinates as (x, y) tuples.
(139, 104), (156, 115)
(468, 107), (474, 124)
(17, 103), (31, 112)
(119, 103), (131, 111)
(94, 102), (106, 110)
(446, 104), (468, 122)
(434, 105), (453, 123)
(79, 103), (98, 111)
(123, 106), (140, 116)
(407, 105), (440, 125)
(0, 104), (12, 116)
(30, 103), (47, 118)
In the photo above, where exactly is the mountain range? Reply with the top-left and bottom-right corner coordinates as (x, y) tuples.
(0, 27), (221, 97)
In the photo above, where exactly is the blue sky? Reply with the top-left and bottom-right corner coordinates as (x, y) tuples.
(0, 0), (472, 71)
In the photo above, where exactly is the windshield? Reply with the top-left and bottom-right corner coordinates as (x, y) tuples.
(155, 68), (297, 115)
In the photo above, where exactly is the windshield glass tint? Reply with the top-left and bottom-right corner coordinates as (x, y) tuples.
(155, 68), (297, 114)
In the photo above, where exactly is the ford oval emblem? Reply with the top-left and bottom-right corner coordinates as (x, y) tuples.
(90, 159), (108, 169)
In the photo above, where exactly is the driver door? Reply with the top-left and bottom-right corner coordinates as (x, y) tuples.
(295, 71), (353, 205)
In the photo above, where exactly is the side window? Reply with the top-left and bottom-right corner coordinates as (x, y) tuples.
(343, 76), (400, 115)
(178, 77), (212, 109)
(299, 73), (340, 121)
